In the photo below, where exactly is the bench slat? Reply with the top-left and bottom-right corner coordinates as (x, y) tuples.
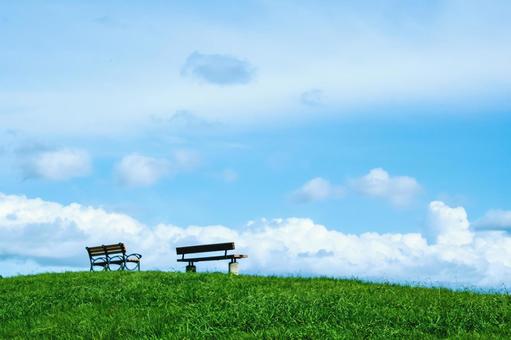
(176, 242), (235, 255)
(88, 251), (106, 256)
(89, 249), (125, 254)
(104, 244), (124, 248)
(103, 246), (125, 251)
(104, 249), (125, 255)
(87, 247), (104, 252)
(87, 243), (126, 256)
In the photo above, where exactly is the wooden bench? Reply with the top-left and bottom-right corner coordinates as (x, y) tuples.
(86, 243), (142, 271)
(176, 242), (247, 274)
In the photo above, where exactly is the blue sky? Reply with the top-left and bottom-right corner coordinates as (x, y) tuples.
(1, 1), (511, 287)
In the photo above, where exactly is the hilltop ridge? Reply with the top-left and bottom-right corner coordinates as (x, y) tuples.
(1, 271), (510, 338)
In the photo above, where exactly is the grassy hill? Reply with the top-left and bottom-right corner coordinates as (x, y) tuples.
(1, 272), (510, 339)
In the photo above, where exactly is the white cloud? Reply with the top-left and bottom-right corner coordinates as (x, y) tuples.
(22, 148), (91, 181)
(115, 153), (170, 187)
(428, 201), (473, 246)
(2, 192), (511, 288)
(350, 168), (421, 206)
(294, 168), (420, 205)
(292, 177), (343, 203)
(472, 209), (511, 231)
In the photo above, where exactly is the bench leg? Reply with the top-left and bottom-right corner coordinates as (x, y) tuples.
(228, 261), (239, 275)
(186, 264), (196, 273)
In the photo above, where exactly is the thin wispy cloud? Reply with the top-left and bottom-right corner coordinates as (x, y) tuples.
(472, 209), (511, 231)
(300, 89), (324, 107)
(2, 2), (511, 135)
(116, 153), (171, 187)
(173, 149), (201, 171)
(115, 150), (201, 187)
(150, 110), (219, 132)
(221, 169), (239, 183)
(181, 51), (255, 85)
(20, 148), (91, 181)
(292, 177), (343, 203)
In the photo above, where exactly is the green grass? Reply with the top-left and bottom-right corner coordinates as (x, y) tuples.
(0, 272), (510, 339)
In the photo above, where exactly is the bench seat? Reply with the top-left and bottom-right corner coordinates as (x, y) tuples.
(177, 254), (247, 263)
(93, 258), (140, 266)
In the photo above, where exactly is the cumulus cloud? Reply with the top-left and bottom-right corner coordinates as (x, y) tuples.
(472, 209), (511, 231)
(2, 192), (511, 288)
(292, 168), (419, 205)
(21, 148), (91, 181)
(181, 51), (255, 85)
(115, 153), (171, 187)
(292, 177), (343, 203)
(428, 201), (473, 246)
(350, 168), (421, 206)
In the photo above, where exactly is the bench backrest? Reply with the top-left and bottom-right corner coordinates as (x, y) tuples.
(176, 242), (235, 255)
(86, 243), (126, 257)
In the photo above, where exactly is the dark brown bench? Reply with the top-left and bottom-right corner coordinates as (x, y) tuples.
(86, 243), (142, 271)
(176, 242), (247, 274)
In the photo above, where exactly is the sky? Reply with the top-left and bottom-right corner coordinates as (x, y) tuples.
(1, 1), (511, 289)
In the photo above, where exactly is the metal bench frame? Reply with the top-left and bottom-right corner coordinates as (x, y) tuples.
(86, 243), (142, 271)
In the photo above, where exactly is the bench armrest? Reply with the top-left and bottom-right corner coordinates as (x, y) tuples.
(126, 253), (142, 259)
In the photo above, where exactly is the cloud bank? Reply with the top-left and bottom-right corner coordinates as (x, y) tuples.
(1, 192), (510, 289)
